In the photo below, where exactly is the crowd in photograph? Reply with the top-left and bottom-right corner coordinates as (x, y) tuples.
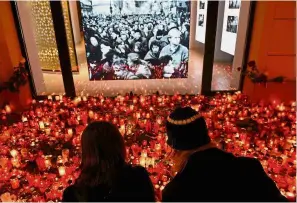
(82, 11), (190, 80)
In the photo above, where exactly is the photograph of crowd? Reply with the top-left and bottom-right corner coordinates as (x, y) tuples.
(199, 0), (205, 9)
(198, 14), (204, 27)
(226, 16), (238, 33)
(228, 0), (241, 9)
(80, 0), (191, 80)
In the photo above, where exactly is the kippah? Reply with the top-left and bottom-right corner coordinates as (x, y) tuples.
(166, 107), (210, 150)
(167, 114), (201, 125)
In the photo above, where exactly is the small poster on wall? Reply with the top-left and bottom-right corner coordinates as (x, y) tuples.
(220, 0), (241, 55)
(228, 0), (241, 9)
(195, 0), (208, 43)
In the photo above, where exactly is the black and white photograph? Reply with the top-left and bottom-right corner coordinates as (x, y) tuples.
(198, 14), (204, 27)
(80, 0), (191, 81)
(228, 0), (241, 9)
(199, 0), (205, 9)
(226, 16), (238, 33)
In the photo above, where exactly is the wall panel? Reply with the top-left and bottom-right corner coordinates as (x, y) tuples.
(243, 1), (296, 103)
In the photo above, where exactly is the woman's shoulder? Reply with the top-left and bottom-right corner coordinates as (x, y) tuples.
(63, 184), (76, 194)
(114, 165), (156, 202)
(113, 165), (151, 189)
(131, 165), (148, 173)
(122, 164), (150, 179)
(125, 164), (148, 173)
(62, 185), (79, 202)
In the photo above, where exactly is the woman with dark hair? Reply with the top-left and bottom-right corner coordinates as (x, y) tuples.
(133, 42), (146, 59)
(90, 40), (114, 80)
(144, 40), (161, 62)
(115, 43), (130, 58)
(130, 30), (148, 55)
(86, 35), (102, 63)
(62, 121), (155, 202)
(181, 23), (190, 48)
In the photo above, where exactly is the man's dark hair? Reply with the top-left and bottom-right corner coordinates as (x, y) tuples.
(147, 23), (153, 30)
(112, 30), (120, 36)
(159, 55), (173, 65)
(156, 30), (163, 37)
(184, 24), (190, 32)
(101, 39), (111, 47)
(150, 40), (161, 51)
(134, 30), (142, 35)
(168, 26), (179, 33)
(105, 49), (119, 59)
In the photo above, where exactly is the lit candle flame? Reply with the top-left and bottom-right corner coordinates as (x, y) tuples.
(58, 167), (66, 176)
(4, 105), (11, 114)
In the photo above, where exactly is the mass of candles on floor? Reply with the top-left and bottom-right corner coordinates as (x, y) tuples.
(0, 92), (296, 202)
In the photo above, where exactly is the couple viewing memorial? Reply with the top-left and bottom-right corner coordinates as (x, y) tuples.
(62, 107), (288, 202)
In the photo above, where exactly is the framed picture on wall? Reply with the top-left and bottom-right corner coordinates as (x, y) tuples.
(195, 0), (208, 43)
(80, 0), (191, 81)
(199, 0), (205, 9)
(226, 16), (238, 33)
(220, 0), (241, 55)
(228, 0), (241, 9)
(198, 14), (204, 27)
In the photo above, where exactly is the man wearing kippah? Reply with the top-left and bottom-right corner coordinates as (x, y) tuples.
(162, 107), (287, 202)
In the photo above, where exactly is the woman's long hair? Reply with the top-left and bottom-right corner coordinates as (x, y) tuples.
(76, 121), (126, 187)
